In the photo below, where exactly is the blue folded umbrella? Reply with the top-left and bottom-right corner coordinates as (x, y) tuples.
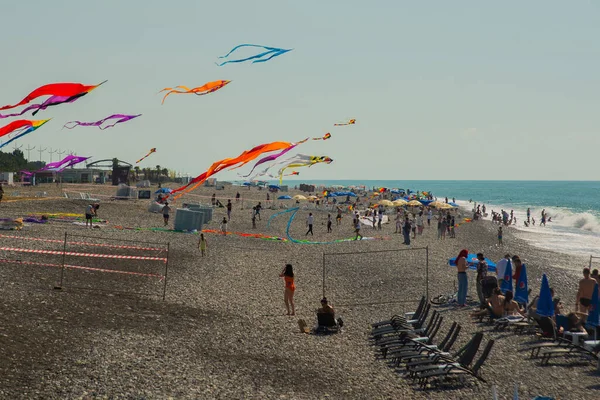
(501, 260), (513, 294)
(278, 195), (292, 200)
(515, 264), (528, 304)
(448, 254), (497, 272)
(154, 188), (172, 194)
(536, 274), (554, 318)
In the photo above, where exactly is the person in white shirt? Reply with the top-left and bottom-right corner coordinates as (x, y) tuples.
(416, 212), (424, 235)
(427, 209), (433, 227)
(306, 213), (314, 236)
(496, 254), (511, 288)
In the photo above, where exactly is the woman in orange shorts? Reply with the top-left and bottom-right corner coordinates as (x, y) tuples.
(280, 263), (296, 315)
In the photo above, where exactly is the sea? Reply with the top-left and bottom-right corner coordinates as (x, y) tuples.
(290, 180), (600, 259)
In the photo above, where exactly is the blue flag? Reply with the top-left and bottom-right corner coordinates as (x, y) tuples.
(500, 259), (513, 294)
(536, 274), (554, 318)
(586, 283), (599, 329)
(514, 263), (529, 304)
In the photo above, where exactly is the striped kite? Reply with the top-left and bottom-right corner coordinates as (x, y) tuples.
(238, 138), (308, 178)
(0, 119), (50, 149)
(334, 119), (356, 126)
(312, 133), (331, 140)
(136, 148), (156, 164)
(160, 80), (231, 104)
(0, 81), (106, 112)
(217, 44), (292, 66)
(277, 154), (333, 184)
(64, 114), (141, 130)
(169, 140), (297, 200)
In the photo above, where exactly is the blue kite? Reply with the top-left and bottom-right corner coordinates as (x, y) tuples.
(216, 44), (292, 66)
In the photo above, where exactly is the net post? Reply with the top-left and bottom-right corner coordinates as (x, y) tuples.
(162, 242), (170, 301)
(425, 246), (429, 302)
(59, 231), (67, 288)
(322, 252), (326, 299)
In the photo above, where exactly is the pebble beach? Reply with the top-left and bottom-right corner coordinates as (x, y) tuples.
(0, 183), (597, 400)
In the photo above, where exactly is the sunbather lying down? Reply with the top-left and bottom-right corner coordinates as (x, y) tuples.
(471, 287), (504, 319)
(297, 298), (344, 334)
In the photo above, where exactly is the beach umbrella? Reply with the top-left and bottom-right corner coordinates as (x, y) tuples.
(392, 199), (407, 206)
(407, 200), (422, 207)
(500, 260), (513, 294)
(278, 195), (292, 200)
(585, 283), (599, 332)
(536, 274), (554, 318)
(154, 188), (172, 194)
(429, 200), (445, 208)
(292, 195), (307, 201)
(448, 254), (497, 273)
(439, 203), (454, 210)
(514, 263), (529, 304)
(378, 200), (394, 207)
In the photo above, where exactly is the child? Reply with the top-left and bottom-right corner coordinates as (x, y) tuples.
(327, 213), (332, 233)
(220, 217), (228, 235)
(162, 202), (171, 227)
(198, 233), (207, 256)
(497, 226), (503, 245)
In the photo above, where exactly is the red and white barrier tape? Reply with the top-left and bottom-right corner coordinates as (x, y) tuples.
(0, 258), (163, 279)
(0, 246), (167, 262)
(0, 234), (166, 252)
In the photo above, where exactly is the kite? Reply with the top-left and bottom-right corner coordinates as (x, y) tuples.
(312, 133), (331, 140)
(216, 44), (292, 66)
(38, 155), (89, 172)
(136, 148), (157, 164)
(0, 119), (50, 149)
(169, 140), (296, 200)
(334, 119), (356, 126)
(63, 114), (141, 130)
(0, 81), (106, 112)
(238, 138), (308, 178)
(0, 95), (83, 119)
(160, 80), (231, 104)
(277, 154), (333, 184)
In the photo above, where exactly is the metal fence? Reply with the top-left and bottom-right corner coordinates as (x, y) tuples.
(322, 246), (429, 307)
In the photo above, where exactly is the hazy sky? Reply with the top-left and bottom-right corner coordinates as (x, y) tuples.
(3, 1), (599, 180)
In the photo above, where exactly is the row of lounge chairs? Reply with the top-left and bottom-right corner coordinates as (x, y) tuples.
(370, 296), (495, 389)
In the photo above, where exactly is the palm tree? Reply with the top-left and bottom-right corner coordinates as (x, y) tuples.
(155, 165), (161, 184)
(133, 166), (140, 180)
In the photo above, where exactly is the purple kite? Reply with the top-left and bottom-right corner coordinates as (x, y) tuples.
(0, 95), (84, 119)
(63, 114), (141, 130)
(39, 155), (90, 172)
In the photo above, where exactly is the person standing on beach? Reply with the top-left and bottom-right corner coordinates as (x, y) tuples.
(403, 216), (411, 245)
(377, 209), (383, 230)
(395, 209), (402, 233)
(226, 199), (232, 221)
(497, 226), (503, 245)
(456, 249), (469, 307)
(327, 213), (332, 233)
(440, 217), (448, 240)
(527, 208), (531, 224)
(306, 213), (314, 236)
(476, 253), (488, 308)
(279, 264), (296, 316)
(220, 217), (228, 235)
(236, 192), (240, 202)
(211, 193), (216, 206)
(512, 256), (523, 284)
(427, 208), (432, 227)
(162, 202), (171, 227)
(354, 217), (363, 240)
(198, 233), (207, 257)
(437, 216), (442, 239)
(576, 267), (597, 313)
(251, 206), (257, 229)
(336, 207), (342, 226)
(411, 216), (417, 239)
(496, 254), (510, 288)
(85, 203), (95, 228)
(255, 202), (262, 220)
(450, 216), (455, 238)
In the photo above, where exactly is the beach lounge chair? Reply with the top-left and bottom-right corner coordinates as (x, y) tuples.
(397, 324), (463, 367)
(405, 332), (484, 376)
(539, 344), (598, 366)
(371, 304), (430, 339)
(372, 309), (436, 345)
(386, 321), (458, 363)
(414, 339), (495, 388)
(378, 315), (444, 357)
(371, 296), (426, 329)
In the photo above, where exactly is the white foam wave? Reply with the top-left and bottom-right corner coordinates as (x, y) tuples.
(452, 199), (600, 258)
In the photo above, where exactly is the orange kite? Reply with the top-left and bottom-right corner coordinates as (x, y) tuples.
(169, 140), (295, 199)
(159, 80), (231, 104)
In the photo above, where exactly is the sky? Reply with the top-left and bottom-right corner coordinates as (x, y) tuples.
(2, 1), (600, 181)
